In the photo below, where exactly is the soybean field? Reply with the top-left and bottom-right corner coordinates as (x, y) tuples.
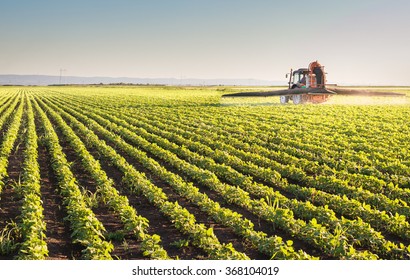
(0, 86), (410, 260)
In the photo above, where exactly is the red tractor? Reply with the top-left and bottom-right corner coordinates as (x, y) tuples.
(282, 60), (330, 104)
(222, 60), (404, 104)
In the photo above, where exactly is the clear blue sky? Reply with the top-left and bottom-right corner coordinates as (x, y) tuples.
(1, 0), (409, 85)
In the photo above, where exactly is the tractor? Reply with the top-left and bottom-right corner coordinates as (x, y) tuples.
(282, 60), (329, 104)
(222, 60), (404, 103)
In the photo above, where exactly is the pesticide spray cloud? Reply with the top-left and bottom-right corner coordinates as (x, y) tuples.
(324, 87), (410, 105)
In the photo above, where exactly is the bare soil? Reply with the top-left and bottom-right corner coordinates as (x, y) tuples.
(86, 119), (318, 259)
(0, 120), (25, 260)
(32, 109), (83, 260)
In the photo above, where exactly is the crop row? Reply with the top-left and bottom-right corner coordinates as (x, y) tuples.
(0, 94), (21, 193)
(32, 96), (114, 259)
(137, 111), (410, 220)
(44, 94), (381, 259)
(40, 95), (314, 260)
(116, 108), (410, 239)
(50, 94), (410, 242)
(106, 98), (409, 187)
(35, 95), (249, 260)
(15, 94), (48, 259)
(148, 105), (410, 184)
(2, 87), (408, 260)
(59, 93), (410, 196)
(47, 92), (410, 258)
(147, 109), (410, 201)
(33, 94), (170, 259)
(72, 99), (409, 258)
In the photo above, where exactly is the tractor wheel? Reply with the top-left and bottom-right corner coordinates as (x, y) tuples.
(293, 94), (303, 104)
(280, 96), (289, 104)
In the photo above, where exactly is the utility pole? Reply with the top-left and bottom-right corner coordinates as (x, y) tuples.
(59, 69), (66, 84)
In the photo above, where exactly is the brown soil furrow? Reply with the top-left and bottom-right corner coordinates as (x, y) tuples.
(43, 97), (319, 258)
(38, 144), (80, 260)
(106, 140), (266, 260)
(92, 124), (319, 258)
(42, 106), (202, 259)
(34, 110), (80, 260)
(0, 129), (25, 259)
(82, 143), (207, 260)
(55, 134), (146, 260)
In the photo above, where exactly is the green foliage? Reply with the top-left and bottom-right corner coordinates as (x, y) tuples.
(0, 221), (20, 256)
(1, 86), (410, 260)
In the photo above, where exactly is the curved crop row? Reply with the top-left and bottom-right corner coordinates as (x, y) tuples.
(117, 100), (410, 187)
(0, 94), (24, 194)
(143, 110), (410, 203)
(58, 93), (410, 195)
(111, 107), (410, 241)
(39, 96), (314, 260)
(78, 103), (407, 259)
(35, 94), (170, 260)
(153, 106), (410, 185)
(50, 94), (410, 244)
(15, 94), (48, 259)
(132, 107), (410, 215)
(35, 96), (249, 260)
(44, 96), (378, 260)
(32, 97), (114, 260)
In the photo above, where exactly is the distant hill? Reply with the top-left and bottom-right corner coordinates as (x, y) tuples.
(0, 74), (285, 86)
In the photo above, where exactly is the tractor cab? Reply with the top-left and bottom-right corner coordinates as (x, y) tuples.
(287, 61), (326, 90)
(289, 68), (309, 89)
